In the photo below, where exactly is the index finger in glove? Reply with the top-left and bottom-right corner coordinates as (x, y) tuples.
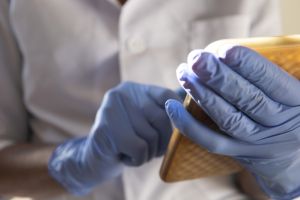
(165, 99), (299, 158)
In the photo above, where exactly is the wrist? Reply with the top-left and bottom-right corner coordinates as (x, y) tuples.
(236, 151), (300, 200)
(255, 176), (300, 200)
(48, 137), (91, 195)
(48, 137), (122, 196)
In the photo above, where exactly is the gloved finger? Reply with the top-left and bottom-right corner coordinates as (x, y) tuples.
(102, 91), (149, 166)
(113, 123), (149, 166)
(245, 108), (300, 144)
(120, 96), (159, 160)
(249, 125), (298, 145)
(149, 108), (173, 156)
(147, 86), (181, 108)
(165, 99), (300, 158)
(142, 99), (173, 156)
(189, 52), (286, 127)
(177, 63), (260, 142)
(104, 117), (149, 167)
(219, 46), (300, 106)
(175, 87), (186, 101)
(146, 86), (180, 155)
(165, 99), (239, 156)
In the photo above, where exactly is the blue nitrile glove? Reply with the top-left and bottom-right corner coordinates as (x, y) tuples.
(49, 81), (179, 195)
(175, 87), (187, 100)
(166, 46), (300, 200)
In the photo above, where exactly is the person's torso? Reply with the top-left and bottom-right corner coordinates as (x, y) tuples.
(8, 0), (280, 199)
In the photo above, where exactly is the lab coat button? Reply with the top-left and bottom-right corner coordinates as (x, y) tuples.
(127, 37), (146, 54)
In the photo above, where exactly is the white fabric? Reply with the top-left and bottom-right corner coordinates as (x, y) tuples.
(0, 0), (282, 199)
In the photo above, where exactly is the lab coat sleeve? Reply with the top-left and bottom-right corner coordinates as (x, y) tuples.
(249, 0), (282, 36)
(0, 0), (29, 149)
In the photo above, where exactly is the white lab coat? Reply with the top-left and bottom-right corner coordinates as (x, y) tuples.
(0, 0), (281, 199)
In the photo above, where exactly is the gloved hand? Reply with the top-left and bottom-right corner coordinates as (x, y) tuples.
(49, 81), (179, 195)
(166, 46), (300, 200)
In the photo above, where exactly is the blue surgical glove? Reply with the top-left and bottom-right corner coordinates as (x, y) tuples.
(175, 87), (187, 100)
(49, 82), (179, 195)
(166, 46), (300, 200)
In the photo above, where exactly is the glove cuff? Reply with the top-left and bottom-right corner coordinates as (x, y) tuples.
(48, 137), (122, 196)
(48, 137), (91, 195)
(255, 175), (300, 200)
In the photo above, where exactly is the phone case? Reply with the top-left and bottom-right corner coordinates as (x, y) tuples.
(160, 35), (300, 182)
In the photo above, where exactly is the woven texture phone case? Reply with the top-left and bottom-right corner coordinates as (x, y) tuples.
(160, 35), (300, 182)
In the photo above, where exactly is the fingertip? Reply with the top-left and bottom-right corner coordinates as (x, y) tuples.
(187, 49), (203, 67)
(165, 99), (185, 120)
(215, 44), (239, 59)
(165, 99), (173, 113)
(176, 63), (199, 95)
(176, 63), (189, 83)
(220, 45), (253, 66)
(165, 99), (181, 112)
(191, 52), (217, 81)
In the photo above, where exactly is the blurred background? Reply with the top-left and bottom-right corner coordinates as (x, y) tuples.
(281, 0), (300, 34)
